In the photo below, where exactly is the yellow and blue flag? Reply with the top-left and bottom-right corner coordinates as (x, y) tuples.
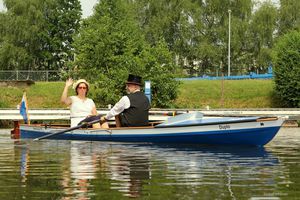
(20, 92), (30, 124)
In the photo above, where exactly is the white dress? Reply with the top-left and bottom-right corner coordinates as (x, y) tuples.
(70, 96), (96, 127)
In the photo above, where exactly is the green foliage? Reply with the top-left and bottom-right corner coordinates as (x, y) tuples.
(41, 0), (82, 70)
(273, 31), (300, 107)
(249, 2), (277, 67)
(72, 0), (179, 108)
(0, 0), (299, 76)
(134, 0), (260, 75)
(0, 0), (81, 70)
(140, 40), (180, 107)
(278, 0), (300, 35)
(0, 0), (44, 70)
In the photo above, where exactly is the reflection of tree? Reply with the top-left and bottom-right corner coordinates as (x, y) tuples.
(266, 130), (300, 198)
(9, 140), (71, 200)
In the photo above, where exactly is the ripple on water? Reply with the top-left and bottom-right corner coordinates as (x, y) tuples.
(0, 128), (300, 199)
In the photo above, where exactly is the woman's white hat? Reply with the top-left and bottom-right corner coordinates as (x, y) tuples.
(73, 79), (90, 90)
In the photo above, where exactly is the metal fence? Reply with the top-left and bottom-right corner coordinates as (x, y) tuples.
(0, 70), (62, 81)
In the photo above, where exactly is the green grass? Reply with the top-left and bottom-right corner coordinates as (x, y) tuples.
(0, 82), (69, 109)
(0, 79), (280, 109)
(174, 79), (280, 108)
(26, 82), (69, 108)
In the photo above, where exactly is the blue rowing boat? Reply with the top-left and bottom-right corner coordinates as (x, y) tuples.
(19, 112), (285, 146)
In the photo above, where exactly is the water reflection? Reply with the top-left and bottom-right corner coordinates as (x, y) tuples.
(20, 144), (29, 183)
(15, 141), (280, 198)
(61, 141), (99, 200)
(2, 128), (299, 199)
(105, 146), (151, 198)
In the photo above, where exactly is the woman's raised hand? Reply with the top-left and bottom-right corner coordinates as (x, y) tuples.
(65, 78), (73, 88)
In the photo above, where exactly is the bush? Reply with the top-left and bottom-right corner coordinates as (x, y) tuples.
(273, 31), (300, 107)
(72, 0), (179, 108)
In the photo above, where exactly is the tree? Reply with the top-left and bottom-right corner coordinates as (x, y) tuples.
(273, 31), (300, 107)
(72, 0), (179, 108)
(42, 0), (81, 70)
(0, 0), (81, 70)
(190, 0), (254, 75)
(278, 0), (300, 35)
(249, 2), (277, 68)
(135, 0), (205, 73)
(0, 0), (46, 70)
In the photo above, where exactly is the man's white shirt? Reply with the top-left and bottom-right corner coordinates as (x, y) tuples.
(106, 96), (130, 119)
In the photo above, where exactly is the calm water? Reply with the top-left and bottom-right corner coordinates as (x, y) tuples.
(0, 128), (300, 199)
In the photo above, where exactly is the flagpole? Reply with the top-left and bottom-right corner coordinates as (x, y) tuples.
(25, 92), (30, 125)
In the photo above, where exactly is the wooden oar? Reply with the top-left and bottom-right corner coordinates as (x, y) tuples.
(33, 115), (103, 141)
(150, 111), (187, 116)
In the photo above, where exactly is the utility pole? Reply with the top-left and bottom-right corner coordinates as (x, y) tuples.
(228, 9), (231, 77)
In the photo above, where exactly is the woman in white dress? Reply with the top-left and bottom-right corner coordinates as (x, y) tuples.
(61, 78), (103, 128)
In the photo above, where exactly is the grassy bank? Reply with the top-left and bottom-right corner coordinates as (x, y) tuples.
(175, 79), (279, 108)
(0, 79), (279, 109)
(0, 82), (67, 109)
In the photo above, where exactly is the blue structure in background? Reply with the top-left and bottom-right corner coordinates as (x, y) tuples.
(144, 80), (151, 103)
(267, 65), (273, 74)
(178, 66), (273, 81)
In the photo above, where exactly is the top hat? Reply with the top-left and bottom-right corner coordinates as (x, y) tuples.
(126, 74), (142, 86)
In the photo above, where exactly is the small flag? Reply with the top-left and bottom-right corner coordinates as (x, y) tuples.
(20, 92), (30, 124)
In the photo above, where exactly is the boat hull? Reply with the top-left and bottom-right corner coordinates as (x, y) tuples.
(20, 117), (284, 146)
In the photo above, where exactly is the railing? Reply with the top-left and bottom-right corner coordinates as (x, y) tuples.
(0, 109), (170, 121)
(0, 108), (299, 120)
(0, 70), (62, 81)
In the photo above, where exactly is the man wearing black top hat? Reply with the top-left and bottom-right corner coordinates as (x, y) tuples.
(101, 74), (151, 127)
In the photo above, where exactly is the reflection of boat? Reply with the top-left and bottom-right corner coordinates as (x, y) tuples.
(14, 140), (280, 199)
(19, 113), (285, 146)
(80, 142), (279, 198)
(127, 143), (279, 165)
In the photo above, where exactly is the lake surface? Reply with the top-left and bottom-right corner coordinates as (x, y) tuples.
(0, 128), (299, 199)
